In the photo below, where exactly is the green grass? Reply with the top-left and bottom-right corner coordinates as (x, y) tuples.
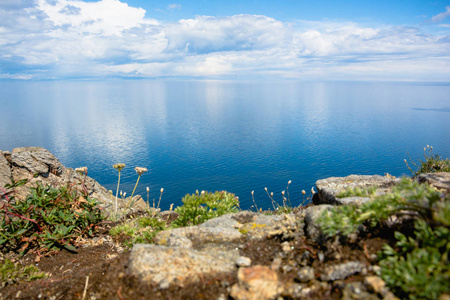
(0, 258), (48, 287)
(109, 212), (167, 248)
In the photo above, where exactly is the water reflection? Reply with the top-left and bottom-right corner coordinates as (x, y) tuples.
(0, 80), (449, 209)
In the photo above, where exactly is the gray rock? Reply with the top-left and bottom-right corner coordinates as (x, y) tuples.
(199, 213), (241, 229)
(236, 256), (252, 267)
(154, 226), (243, 249)
(11, 147), (64, 176)
(129, 244), (238, 289)
(341, 282), (379, 300)
(304, 205), (333, 243)
(320, 261), (366, 281)
(297, 266), (315, 282)
(416, 172), (450, 191)
(0, 151), (12, 188)
(315, 175), (400, 205)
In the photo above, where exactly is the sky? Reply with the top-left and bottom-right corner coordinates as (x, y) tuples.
(1, 0), (450, 81)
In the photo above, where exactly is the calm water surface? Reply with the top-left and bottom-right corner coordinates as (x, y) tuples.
(1, 80), (449, 209)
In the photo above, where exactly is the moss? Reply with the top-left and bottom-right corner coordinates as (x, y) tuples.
(0, 259), (48, 287)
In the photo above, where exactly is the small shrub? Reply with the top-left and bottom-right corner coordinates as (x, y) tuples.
(173, 191), (239, 227)
(377, 219), (450, 299)
(0, 180), (102, 255)
(109, 214), (167, 248)
(405, 145), (450, 175)
(0, 258), (47, 287)
(317, 177), (450, 299)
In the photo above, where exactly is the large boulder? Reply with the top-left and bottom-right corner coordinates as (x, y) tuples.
(415, 172), (450, 192)
(1, 147), (148, 218)
(129, 244), (239, 289)
(315, 175), (400, 205)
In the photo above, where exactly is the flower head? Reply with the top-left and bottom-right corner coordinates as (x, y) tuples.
(311, 187), (315, 195)
(146, 187), (150, 192)
(281, 190), (285, 195)
(302, 190), (306, 195)
(113, 163), (125, 172)
(288, 180), (292, 185)
(75, 167), (87, 176)
(135, 167), (148, 176)
(160, 188), (164, 193)
(251, 190), (254, 195)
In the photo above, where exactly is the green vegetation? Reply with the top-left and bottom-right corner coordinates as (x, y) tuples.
(318, 178), (450, 299)
(405, 145), (450, 175)
(0, 258), (47, 287)
(378, 219), (449, 300)
(110, 190), (239, 248)
(336, 185), (377, 198)
(172, 191), (239, 227)
(0, 180), (102, 255)
(109, 214), (167, 248)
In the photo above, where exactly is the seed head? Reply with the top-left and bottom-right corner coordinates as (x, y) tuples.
(135, 167), (147, 176)
(251, 190), (254, 195)
(160, 188), (164, 193)
(113, 163), (125, 172)
(123, 192), (126, 197)
(120, 190), (123, 196)
(281, 190), (285, 195)
(201, 190), (205, 195)
(302, 190), (306, 195)
(170, 203), (174, 211)
(311, 187), (315, 195)
(75, 167), (87, 176)
(146, 187), (149, 192)
(270, 192), (273, 197)
(288, 180), (292, 185)
(264, 187), (268, 192)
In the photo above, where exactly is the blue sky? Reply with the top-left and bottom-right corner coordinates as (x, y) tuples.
(1, 0), (450, 81)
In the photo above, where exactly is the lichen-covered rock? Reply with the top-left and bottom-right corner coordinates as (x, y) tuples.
(320, 261), (366, 281)
(154, 226), (243, 249)
(315, 175), (400, 205)
(129, 244), (239, 289)
(0, 151), (11, 188)
(415, 172), (450, 191)
(230, 265), (282, 300)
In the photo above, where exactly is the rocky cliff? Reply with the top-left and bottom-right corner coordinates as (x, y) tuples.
(0, 147), (148, 218)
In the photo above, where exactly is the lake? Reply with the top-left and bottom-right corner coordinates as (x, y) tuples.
(0, 80), (449, 210)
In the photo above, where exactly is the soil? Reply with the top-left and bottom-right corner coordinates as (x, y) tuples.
(0, 211), (396, 300)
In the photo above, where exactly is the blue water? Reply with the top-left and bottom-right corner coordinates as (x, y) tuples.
(1, 80), (449, 210)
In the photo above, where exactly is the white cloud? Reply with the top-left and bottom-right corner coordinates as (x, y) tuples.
(167, 4), (181, 11)
(0, 0), (449, 81)
(431, 6), (450, 23)
(36, 0), (157, 36)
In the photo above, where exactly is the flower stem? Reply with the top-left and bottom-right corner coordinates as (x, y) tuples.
(126, 174), (141, 210)
(115, 171), (121, 218)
